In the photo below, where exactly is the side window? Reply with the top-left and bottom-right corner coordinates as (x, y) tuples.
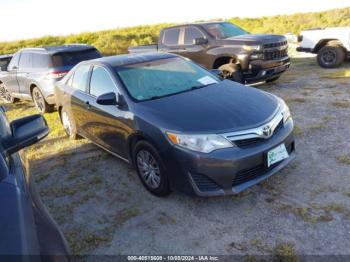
(89, 67), (117, 97)
(18, 52), (32, 70)
(32, 53), (50, 69)
(71, 65), (91, 92)
(8, 52), (21, 70)
(184, 27), (205, 45)
(162, 28), (180, 46)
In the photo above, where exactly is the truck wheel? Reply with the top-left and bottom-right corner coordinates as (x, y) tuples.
(317, 43), (345, 68)
(218, 63), (244, 84)
(32, 87), (54, 114)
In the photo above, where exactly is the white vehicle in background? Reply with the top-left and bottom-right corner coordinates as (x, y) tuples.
(297, 27), (350, 68)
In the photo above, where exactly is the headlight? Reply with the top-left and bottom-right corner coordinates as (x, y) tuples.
(243, 45), (261, 51)
(278, 97), (291, 123)
(166, 132), (234, 153)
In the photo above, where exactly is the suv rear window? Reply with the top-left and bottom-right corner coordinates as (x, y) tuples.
(162, 28), (180, 45)
(51, 49), (101, 67)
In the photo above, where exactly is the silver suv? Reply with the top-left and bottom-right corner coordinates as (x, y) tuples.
(0, 45), (101, 113)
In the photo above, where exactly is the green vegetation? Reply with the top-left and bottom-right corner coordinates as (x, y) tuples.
(0, 7), (349, 55)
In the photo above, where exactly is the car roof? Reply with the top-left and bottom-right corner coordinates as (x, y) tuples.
(0, 54), (13, 59)
(19, 44), (96, 55)
(86, 52), (178, 67)
(164, 21), (226, 29)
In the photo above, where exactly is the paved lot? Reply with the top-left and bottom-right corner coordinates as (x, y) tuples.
(2, 56), (350, 258)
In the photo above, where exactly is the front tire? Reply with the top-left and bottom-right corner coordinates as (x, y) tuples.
(32, 87), (54, 113)
(218, 63), (244, 83)
(60, 107), (80, 140)
(317, 43), (345, 68)
(133, 140), (171, 197)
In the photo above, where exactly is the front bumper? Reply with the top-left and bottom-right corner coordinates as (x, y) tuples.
(244, 57), (290, 84)
(165, 120), (295, 197)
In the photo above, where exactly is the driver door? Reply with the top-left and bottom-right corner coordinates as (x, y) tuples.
(83, 66), (130, 159)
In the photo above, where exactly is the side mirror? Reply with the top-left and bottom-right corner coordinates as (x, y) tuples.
(96, 92), (118, 106)
(210, 69), (224, 78)
(194, 37), (208, 45)
(4, 114), (49, 155)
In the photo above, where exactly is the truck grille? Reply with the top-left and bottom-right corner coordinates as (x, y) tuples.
(233, 119), (284, 148)
(263, 41), (288, 60)
(232, 142), (294, 187)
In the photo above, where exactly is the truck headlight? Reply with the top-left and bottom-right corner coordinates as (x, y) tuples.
(277, 97), (292, 123)
(243, 45), (261, 51)
(166, 132), (234, 153)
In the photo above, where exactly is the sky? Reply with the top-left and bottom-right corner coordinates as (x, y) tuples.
(0, 0), (350, 42)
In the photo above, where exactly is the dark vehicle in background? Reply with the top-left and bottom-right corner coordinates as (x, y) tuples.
(129, 22), (290, 84)
(0, 44), (102, 113)
(0, 54), (13, 72)
(0, 106), (69, 258)
(55, 53), (295, 197)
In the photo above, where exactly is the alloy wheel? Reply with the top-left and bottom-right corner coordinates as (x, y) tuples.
(321, 49), (337, 66)
(136, 150), (161, 189)
(33, 89), (45, 112)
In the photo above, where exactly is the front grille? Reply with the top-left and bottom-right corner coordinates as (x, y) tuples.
(263, 41), (288, 49)
(263, 41), (288, 61)
(190, 173), (221, 192)
(232, 142), (294, 187)
(233, 120), (284, 148)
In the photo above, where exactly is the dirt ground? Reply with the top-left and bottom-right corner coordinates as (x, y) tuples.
(2, 56), (350, 258)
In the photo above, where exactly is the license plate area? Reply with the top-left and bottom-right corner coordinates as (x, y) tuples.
(266, 144), (289, 167)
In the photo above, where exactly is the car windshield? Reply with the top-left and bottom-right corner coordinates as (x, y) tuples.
(51, 49), (101, 67)
(203, 22), (248, 39)
(115, 57), (220, 101)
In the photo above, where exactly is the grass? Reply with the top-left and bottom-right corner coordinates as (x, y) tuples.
(336, 155), (350, 165)
(323, 68), (350, 79)
(331, 100), (350, 108)
(273, 242), (299, 262)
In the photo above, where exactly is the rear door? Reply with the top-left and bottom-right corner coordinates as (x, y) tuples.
(82, 66), (130, 159)
(16, 52), (32, 95)
(66, 64), (92, 137)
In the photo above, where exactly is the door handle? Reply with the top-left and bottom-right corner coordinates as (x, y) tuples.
(85, 101), (91, 109)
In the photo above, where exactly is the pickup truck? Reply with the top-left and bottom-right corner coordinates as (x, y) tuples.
(129, 22), (290, 84)
(297, 27), (350, 68)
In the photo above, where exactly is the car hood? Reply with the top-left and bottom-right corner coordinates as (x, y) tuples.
(221, 34), (286, 46)
(134, 80), (280, 133)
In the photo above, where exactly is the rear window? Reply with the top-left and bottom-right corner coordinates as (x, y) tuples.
(0, 58), (11, 71)
(51, 49), (101, 67)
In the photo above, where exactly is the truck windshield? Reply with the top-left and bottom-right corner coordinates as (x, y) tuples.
(115, 57), (220, 101)
(203, 22), (248, 39)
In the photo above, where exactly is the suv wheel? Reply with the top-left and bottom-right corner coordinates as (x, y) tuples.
(317, 42), (345, 68)
(218, 63), (244, 83)
(133, 140), (171, 197)
(60, 108), (80, 140)
(32, 87), (54, 113)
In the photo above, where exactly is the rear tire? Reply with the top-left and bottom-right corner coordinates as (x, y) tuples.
(218, 63), (244, 83)
(317, 42), (345, 68)
(0, 83), (19, 103)
(133, 140), (171, 197)
(60, 107), (80, 140)
(32, 86), (54, 114)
